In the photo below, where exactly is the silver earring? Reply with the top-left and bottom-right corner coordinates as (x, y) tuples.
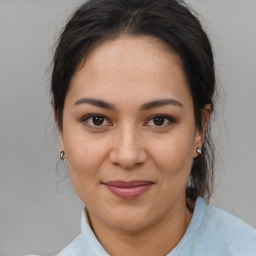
(60, 151), (66, 162)
(196, 147), (202, 155)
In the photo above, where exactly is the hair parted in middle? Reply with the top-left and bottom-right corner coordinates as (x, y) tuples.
(51, 0), (216, 210)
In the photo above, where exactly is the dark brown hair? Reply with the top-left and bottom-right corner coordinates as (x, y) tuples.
(51, 0), (215, 209)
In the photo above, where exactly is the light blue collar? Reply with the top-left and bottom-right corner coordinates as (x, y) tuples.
(80, 197), (207, 255)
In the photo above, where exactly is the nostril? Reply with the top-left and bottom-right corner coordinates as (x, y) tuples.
(108, 131), (147, 169)
(109, 147), (147, 170)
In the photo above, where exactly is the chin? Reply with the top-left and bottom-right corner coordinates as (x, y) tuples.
(103, 207), (156, 233)
(111, 219), (151, 233)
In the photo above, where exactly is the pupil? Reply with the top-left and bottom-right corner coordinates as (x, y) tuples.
(93, 116), (104, 126)
(153, 116), (164, 126)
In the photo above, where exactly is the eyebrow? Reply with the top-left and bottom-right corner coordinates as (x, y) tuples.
(73, 97), (183, 110)
(140, 99), (183, 110)
(74, 98), (115, 109)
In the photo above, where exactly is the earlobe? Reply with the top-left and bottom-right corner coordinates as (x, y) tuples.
(52, 103), (65, 152)
(196, 148), (202, 155)
(58, 132), (65, 150)
(58, 132), (66, 162)
(193, 128), (203, 158)
(60, 150), (66, 162)
(194, 104), (212, 157)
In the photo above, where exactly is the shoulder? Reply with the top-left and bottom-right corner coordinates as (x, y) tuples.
(195, 199), (256, 255)
(55, 232), (109, 256)
(207, 204), (255, 239)
(55, 234), (86, 256)
(55, 207), (110, 256)
(172, 198), (256, 256)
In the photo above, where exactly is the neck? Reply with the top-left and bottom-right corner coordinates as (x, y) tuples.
(87, 197), (192, 256)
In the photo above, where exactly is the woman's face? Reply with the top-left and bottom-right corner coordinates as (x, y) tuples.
(59, 36), (204, 232)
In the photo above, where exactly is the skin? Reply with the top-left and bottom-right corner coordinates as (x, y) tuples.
(58, 35), (210, 256)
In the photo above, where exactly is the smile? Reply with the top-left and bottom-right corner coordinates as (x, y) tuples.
(102, 180), (154, 199)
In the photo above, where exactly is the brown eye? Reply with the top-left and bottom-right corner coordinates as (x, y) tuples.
(92, 116), (104, 126)
(145, 115), (174, 128)
(153, 116), (165, 126)
(82, 114), (110, 128)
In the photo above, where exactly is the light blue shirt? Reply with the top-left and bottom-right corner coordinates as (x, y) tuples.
(56, 197), (256, 256)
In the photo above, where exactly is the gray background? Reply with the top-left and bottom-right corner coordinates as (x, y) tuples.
(0, 0), (255, 255)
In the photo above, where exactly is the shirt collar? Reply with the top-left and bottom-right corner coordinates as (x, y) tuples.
(80, 197), (207, 255)
(81, 208), (110, 255)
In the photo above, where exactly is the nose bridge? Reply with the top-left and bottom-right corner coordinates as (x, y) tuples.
(109, 123), (146, 169)
(119, 124), (137, 148)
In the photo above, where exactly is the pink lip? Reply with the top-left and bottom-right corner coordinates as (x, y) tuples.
(103, 180), (154, 199)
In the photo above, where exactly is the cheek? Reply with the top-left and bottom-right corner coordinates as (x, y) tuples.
(63, 133), (109, 204)
(151, 130), (195, 177)
(63, 126), (110, 179)
(66, 141), (106, 175)
(152, 139), (194, 204)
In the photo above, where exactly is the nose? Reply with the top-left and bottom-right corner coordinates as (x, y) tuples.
(109, 126), (147, 170)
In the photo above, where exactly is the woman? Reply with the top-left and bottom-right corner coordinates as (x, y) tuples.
(51, 0), (256, 255)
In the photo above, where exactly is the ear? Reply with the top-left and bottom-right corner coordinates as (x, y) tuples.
(58, 131), (65, 152)
(194, 104), (212, 158)
(52, 103), (65, 151)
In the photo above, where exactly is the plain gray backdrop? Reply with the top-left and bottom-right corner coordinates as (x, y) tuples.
(0, 0), (255, 255)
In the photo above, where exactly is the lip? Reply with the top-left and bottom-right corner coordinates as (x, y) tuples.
(102, 180), (154, 199)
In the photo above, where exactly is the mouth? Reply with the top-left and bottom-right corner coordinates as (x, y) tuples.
(102, 180), (154, 199)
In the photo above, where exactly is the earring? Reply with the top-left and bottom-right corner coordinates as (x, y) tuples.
(196, 147), (202, 155)
(60, 151), (66, 162)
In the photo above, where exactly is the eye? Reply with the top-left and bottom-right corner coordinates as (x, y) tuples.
(82, 114), (111, 128)
(145, 115), (174, 128)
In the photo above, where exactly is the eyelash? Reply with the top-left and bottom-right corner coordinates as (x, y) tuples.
(145, 114), (176, 128)
(81, 114), (111, 128)
(81, 114), (176, 129)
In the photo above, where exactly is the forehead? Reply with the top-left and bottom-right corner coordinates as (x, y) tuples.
(68, 35), (192, 106)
